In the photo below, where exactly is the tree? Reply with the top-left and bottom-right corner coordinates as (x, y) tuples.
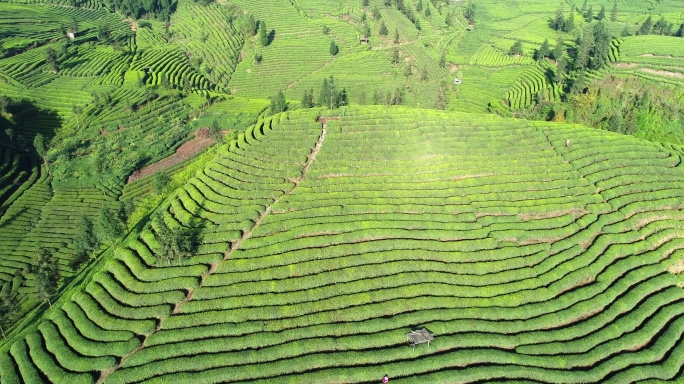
(239, 14), (257, 37)
(97, 22), (111, 41)
(580, 0), (587, 14)
(509, 40), (523, 56)
(301, 89), (314, 108)
(379, 21), (388, 36)
(653, 17), (672, 35)
(574, 30), (594, 70)
(391, 48), (400, 64)
(373, 7), (381, 19)
(258, 21), (269, 46)
(318, 76), (339, 109)
(329, 40), (339, 56)
(33, 248), (59, 307)
(421, 66), (429, 82)
(95, 204), (124, 245)
(597, 5), (605, 20)
(464, 1), (475, 24)
(4, 128), (14, 143)
(209, 119), (222, 142)
(0, 284), (19, 339)
(416, 0), (422, 11)
(33, 133), (49, 174)
(337, 88), (348, 106)
(439, 51), (447, 68)
(589, 21), (611, 69)
(621, 26), (631, 37)
(153, 171), (171, 194)
(269, 90), (287, 114)
(45, 48), (58, 72)
(152, 212), (198, 265)
(535, 39), (551, 61)
(552, 36), (564, 60)
(552, 5), (565, 31)
(555, 58), (567, 85)
(362, 0), (369, 6)
(393, 28), (400, 44)
(610, 1), (618, 22)
(436, 81), (447, 110)
(424, 4), (431, 17)
(363, 21), (371, 38)
(70, 215), (98, 270)
(584, 5), (593, 22)
(676, 24), (684, 37)
(637, 16), (653, 35)
(565, 7), (575, 32)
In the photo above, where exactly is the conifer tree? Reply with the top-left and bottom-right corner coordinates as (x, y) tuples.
(258, 21), (268, 46)
(597, 5), (605, 21)
(70, 215), (98, 270)
(33, 248), (59, 307)
(637, 16), (652, 35)
(610, 1), (618, 21)
(329, 40), (339, 56)
(379, 22), (388, 36)
(95, 204), (124, 245)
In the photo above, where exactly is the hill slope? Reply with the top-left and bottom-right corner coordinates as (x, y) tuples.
(2, 107), (684, 383)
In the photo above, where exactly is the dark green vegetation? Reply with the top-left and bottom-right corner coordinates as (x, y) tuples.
(0, 0), (684, 382)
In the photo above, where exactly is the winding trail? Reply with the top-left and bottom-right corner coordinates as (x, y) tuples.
(96, 120), (328, 383)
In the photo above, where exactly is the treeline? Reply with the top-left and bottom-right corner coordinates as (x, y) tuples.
(110, 0), (176, 20)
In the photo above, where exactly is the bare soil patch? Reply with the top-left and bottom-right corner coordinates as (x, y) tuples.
(613, 62), (638, 69)
(127, 128), (217, 183)
(640, 68), (684, 79)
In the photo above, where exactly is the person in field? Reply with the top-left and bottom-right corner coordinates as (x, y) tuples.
(382, 374), (389, 383)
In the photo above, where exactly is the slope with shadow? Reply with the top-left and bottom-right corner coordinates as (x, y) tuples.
(2, 107), (684, 383)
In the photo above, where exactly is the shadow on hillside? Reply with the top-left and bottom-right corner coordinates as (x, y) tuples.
(5, 99), (62, 144)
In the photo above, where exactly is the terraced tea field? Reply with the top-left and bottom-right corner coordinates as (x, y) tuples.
(2, 107), (684, 383)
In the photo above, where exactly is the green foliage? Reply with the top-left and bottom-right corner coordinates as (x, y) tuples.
(269, 90), (287, 114)
(209, 119), (222, 142)
(153, 171), (171, 194)
(95, 204), (125, 245)
(110, 0), (175, 20)
(0, 284), (19, 338)
(535, 39), (550, 61)
(393, 28), (400, 44)
(258, 20), (269, 46)
(32, 248), (59, 305)
(151, 212), (200, 265)
(329, 40), (339, 56)
(637, 16), (653, 35)
(45, 48), (58, 72)
(379, 21), (388, 36)
(509, 40), (523, 56)
(597, 5), (605, 21)
(70, 215), (99, 271)
(300, 89), (315, 108)
(610, 1), (618, 21)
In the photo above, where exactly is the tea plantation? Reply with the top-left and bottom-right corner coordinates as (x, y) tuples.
(1, 107), (684, 382)
(1, 0), (684, 382)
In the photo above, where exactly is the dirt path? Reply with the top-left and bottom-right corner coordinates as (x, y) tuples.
(127, 128), (216, 183)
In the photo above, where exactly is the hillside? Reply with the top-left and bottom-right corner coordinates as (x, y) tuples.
(1, 0), (684, 382)
(1, 107), (684, 383)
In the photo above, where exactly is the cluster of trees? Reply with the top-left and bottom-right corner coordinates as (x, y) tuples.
(152, 212), (200, 265)
(110, 0), (176, 20)
(234, 14), (273, 46)
(635, 15), (684, 37)
(299, 76), (349, 110)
